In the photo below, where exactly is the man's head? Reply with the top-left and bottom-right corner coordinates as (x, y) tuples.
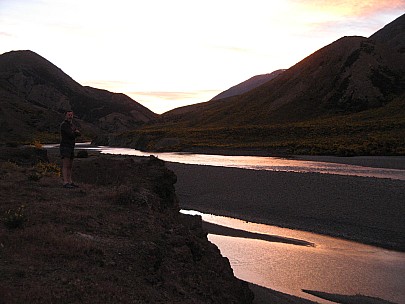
(65, 111), (74, 121)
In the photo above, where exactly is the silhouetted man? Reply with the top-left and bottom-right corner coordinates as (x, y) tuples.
(60, 110), (81, 188)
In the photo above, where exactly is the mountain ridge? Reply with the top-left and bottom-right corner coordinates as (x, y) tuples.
(0, 50), (158, 143)
(210, 69), (285, 101)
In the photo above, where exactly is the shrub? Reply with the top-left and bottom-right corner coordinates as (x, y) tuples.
(28, 172), (42, 181)
(31, 140), (43, 149)
(35, 162), (61, 177)
(4, 205), (26, 229)
(1, 161), (19, 170)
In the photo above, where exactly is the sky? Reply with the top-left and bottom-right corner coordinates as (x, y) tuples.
(1, 1), (404, 114)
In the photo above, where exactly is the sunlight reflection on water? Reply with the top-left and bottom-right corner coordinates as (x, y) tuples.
(44, 143), (405, 180)
(181, 210), (405, 304)
(95, 146), (405, 180)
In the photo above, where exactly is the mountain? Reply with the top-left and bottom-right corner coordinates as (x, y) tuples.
(115, 14), (405, 155)
(0, 50), (158, 144)
(370, 13), (405, 53)
(210, 70), (285, 101)
(163, 14), (404, 125)
(163, 70), (285, 118)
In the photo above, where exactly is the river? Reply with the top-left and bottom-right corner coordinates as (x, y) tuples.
(45, 144), (405, 303)
(181, 210), (405, 304)
(94, 145), (405, 181)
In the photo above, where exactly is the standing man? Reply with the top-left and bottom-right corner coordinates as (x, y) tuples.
(60, 110), (81, 188)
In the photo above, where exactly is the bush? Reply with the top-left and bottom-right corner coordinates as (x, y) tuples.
(4, 205), (26, 229)
(35, 162), (61, 177)
(28, 172), (42, 181)
(31, 140), (43, 149)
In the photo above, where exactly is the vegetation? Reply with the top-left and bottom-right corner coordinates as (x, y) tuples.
(114, 98), (405, 156)
(35, 161), (61, 177)
(6, 96), (404, 157)
(4, 205), (26, 229)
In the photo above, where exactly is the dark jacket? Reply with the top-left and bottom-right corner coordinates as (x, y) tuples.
(60, 120), (80, 148)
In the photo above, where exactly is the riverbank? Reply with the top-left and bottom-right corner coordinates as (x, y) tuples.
(167, 161), (405, 252)
(0, 147), (255, 303)
(294, 155), (405, 170)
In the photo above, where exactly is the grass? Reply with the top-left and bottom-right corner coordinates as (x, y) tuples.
(113, 110), (405, 156)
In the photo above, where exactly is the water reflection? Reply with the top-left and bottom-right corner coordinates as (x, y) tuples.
(95, 146), (405, 180)
(181, 210), (405, 304)
(44, 143), (405, 180)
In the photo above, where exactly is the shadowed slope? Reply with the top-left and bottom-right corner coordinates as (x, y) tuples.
(0, 50), (158, 143)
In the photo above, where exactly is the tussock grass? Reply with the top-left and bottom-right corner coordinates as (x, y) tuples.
(117, 110), (405, 156)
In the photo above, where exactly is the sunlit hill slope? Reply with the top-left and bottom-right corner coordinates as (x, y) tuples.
(112, 13), (405, 156)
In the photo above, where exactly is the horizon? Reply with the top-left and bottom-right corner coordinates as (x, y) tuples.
(0, 1), (404, 114)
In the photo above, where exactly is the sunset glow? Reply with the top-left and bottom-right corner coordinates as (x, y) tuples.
(0, 0), (404, 113)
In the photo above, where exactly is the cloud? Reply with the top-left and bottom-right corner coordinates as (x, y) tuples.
(81, 80), (137, 90)
(0, 32), (12, 37)
(81, 80), (218, 102)
(125, 90), (221, 114)
(210, 45), (252, 53)
(129, 90), (219, 101)
(290, 0), (405, 17)
(352, 0), (405, 16)
(285, 0), (405, 39)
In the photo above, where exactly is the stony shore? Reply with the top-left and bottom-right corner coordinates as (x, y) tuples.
(167, 157), (405, 252)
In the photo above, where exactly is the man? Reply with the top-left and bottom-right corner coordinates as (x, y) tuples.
(60, 110), (81, 188)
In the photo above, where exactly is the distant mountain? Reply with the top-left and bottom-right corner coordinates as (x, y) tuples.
(116, 14), (405, 155)
(0, 50), (157, 143)
(211, 70), (285, 101)
(163, 70), (285, 118)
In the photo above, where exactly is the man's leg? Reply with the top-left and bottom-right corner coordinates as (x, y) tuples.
(62, 158), (73, 185)
(67, 158), (73, 184)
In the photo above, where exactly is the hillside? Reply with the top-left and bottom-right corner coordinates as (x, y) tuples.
(162, 70), (285, 118)
(0, 50), (158, 144)
(210, 70), (285, 101)
(109, 14), (405, 156)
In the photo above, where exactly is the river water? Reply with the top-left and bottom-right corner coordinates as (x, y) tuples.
(95, 145), (405, 181)
(46, 144), (405, 303)
(181, 210), (405, 304)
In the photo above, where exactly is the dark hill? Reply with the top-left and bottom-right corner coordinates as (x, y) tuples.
(111, 14), (405, 155)
(0, 50), (158, 144)
(210, 70), (285, 101)
(370, 13), (405, 53)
